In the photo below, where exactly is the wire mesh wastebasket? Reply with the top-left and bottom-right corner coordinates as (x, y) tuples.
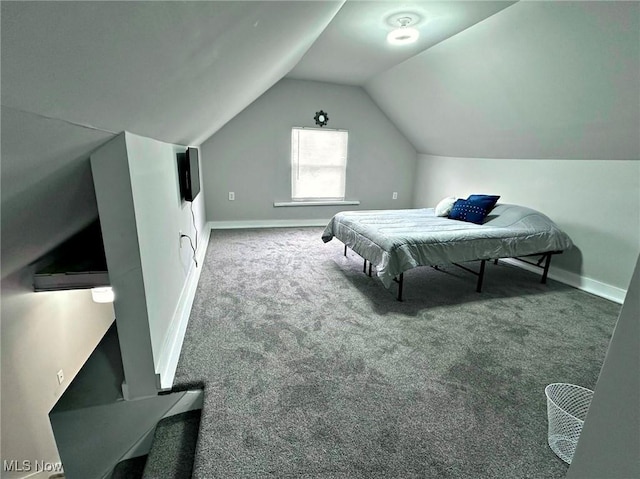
(545, 383), (593, 464)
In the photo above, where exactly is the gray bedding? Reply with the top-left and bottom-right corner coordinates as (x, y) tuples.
(321, 204), (573, 288)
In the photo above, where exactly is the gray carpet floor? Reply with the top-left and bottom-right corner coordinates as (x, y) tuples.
(143, 410), (201, 479)
(173, 227), (620, 478)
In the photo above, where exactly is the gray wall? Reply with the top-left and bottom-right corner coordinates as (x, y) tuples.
(1, 113), (116, 478)
(1, 274), (115, 479)
(0, 126), (208, 477)
(124, 133), (206, 375)
(201, 78), (417, 223)
(365, 1), (639, 160)
(567, 254), (639, 478)
(91, 134), (158, 399)
(91, 132), (207, 397)
(413, 155), (639, 296)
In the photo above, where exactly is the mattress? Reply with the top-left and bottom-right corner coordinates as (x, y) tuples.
(321, 204), (573, 287)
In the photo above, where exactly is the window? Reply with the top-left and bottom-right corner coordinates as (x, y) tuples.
(291, 127), (348, 201)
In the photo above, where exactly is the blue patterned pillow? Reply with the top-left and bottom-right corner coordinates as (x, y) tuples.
(448, 195), (500, 224)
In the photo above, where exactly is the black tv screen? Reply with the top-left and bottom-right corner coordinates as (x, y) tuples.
(178, 147), (200, 202)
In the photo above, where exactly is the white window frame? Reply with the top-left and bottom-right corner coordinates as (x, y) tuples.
(290, 127), (348, 202)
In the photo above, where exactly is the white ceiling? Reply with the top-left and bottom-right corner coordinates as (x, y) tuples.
(288, 1), (515, 85)
(365, 1), (640, 159)
(1, 1), (344, 147)
(1, 0), (516, 152)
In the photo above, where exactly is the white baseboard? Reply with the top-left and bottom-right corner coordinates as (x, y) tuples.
(500, 258), (626, 304)
(156, 226), (212, 390)
(208, 219), (330, 230)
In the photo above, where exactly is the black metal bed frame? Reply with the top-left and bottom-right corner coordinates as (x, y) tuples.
(343, 243), (561, 301)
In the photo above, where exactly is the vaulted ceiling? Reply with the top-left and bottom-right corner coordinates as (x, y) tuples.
(1, 1), (517, 156)
(2, 1), (638, 274)
(0, 0), (501, 274)
(287, 1), (514, 85)
(1, 1), (344, 149)
(1, 1), (518, 202)
(0, 0), (518, 211)
(366, 1), (639, 159)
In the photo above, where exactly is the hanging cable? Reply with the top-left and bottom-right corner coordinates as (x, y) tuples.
(190, 201), (198, 252)
(181, 233), (198, 268)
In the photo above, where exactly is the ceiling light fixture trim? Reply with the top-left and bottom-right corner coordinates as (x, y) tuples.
(386, 12), (421, 45)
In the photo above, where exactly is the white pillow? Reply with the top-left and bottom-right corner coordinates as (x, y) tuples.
(435, 196), (457, 217)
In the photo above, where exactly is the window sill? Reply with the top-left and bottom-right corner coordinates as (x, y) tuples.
(273, 200), (361, 207)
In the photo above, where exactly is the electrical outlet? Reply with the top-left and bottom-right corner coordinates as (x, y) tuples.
(228, 192), (235, 201)
(392, 192), (398, 200)
(57, 369), (64, 385)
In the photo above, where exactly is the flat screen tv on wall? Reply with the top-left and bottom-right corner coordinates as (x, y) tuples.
(177, 147), (200, 202)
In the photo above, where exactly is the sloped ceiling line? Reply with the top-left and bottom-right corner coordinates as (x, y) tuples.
(1, 104), (119, 136)
(287, 1), (517, 86)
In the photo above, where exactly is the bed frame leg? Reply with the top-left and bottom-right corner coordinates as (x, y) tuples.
(397, 273), (404, 301)
(476, 260), (486, 292)
(363, 259), (367, 273)
(344, 244), (347, 257)
(368, 262), (372, 277)
(541, 253), (552, 284)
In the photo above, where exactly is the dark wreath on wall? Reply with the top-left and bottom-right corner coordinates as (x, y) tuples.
(314, 110), (329, 127)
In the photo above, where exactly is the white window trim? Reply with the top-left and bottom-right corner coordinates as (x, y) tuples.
(290, 127), (349, 202)
(273, 200), (360, 208)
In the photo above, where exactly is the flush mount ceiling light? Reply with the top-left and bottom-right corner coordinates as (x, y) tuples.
(386, 12), (421, 45)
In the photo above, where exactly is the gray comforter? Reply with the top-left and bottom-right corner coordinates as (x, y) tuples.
(321, 204), (573, 287)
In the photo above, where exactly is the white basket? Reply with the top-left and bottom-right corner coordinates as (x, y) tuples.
(544, 383), (593, 464)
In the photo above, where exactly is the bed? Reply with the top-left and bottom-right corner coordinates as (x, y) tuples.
(321, 203), (573, 300)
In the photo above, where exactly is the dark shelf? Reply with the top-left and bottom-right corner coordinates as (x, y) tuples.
(33, 220), (110, 291)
